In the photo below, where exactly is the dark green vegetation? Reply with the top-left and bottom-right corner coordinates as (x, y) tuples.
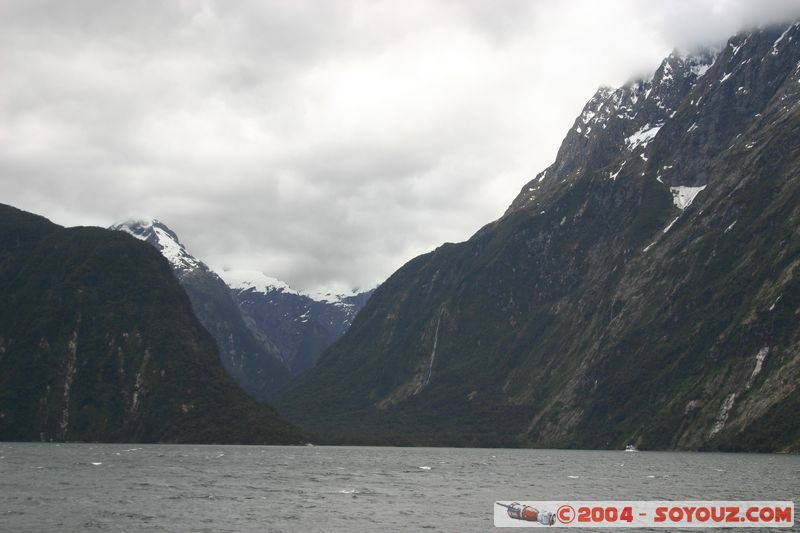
(278, 23), (800, 452)
(0, 204), (302, 444)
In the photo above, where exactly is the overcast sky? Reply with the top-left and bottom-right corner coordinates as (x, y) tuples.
(2, 0), (799, 293)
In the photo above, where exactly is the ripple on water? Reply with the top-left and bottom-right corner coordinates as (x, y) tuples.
(1, 445), (797, 532)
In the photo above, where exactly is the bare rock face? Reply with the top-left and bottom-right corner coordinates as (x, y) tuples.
(277, 22), (800, 452)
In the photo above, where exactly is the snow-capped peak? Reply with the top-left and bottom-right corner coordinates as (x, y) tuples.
(112, 217), (159, 236)
(110, 219), (202, 271)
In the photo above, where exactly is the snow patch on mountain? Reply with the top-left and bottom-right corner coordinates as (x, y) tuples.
(690, 62), (712, 78)
(608, 161), (626, 180)
(152, 226), (196, 269)
(626, 123), (662, 150)
(670, 185), (707, 210)
(663, 216), (681, 234)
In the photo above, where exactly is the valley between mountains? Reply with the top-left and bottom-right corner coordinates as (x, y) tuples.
(1, 21), (799, 452)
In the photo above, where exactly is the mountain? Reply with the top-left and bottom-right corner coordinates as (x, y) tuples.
(110, 222), (373, 382)
(221, 270), (373, 375)
(0, 204), (302, 444)
(277, 22), (800, 452)
(109, 220), (290, 399)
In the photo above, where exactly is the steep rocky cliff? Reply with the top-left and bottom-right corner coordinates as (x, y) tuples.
(277, 23), (800, 452)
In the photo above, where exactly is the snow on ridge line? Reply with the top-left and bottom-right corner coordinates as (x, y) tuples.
(219, 270), (360, 304)
(112, 218), (163, 233)
(111, 219), (200, 270)
(670, 185), (707, 210)
(771, 24), (795, 55)
(152, 226), (200, 270)
(221, 270), (300, 296)
(111, 220), (361, 302)
(112, 222), (150, 240)
(574, 51), (715, 155)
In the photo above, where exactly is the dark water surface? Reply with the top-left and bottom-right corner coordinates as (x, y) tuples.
(0, 443), (797, 531)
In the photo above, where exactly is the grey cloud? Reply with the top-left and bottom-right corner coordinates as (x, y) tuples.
(1, 0), (799, 293)
(637, 0), (800, 50)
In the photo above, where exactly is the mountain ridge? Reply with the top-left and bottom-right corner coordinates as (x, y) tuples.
(110, 220), (373, 379)
(221, 269), (374, 375)
(276, 21), (800, 452)
(0, 204), (302, 444)
(110, 219), (292, 399)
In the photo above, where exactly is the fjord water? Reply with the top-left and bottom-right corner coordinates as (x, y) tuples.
(1, 444), (797, 532)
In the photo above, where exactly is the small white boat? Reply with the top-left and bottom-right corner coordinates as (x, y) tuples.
(624, 444), (638, 452)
